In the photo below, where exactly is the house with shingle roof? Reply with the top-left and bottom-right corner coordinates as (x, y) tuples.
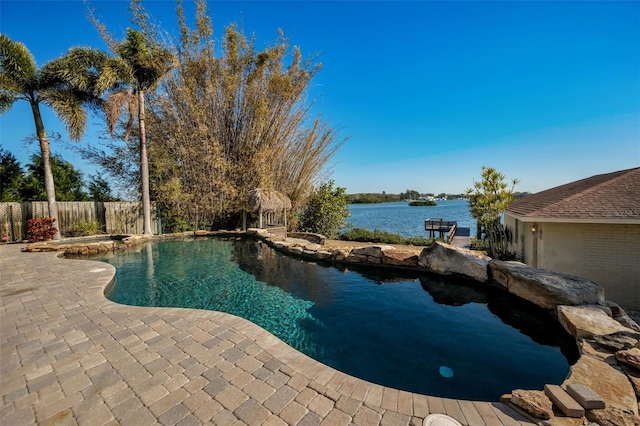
(504, 167), (640, 309)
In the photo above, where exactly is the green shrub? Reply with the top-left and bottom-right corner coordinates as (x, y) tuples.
(469, 238), (489, 252)
(68, 221), (105, 237)
(339, 227), (434, 246)
(299, 180), (350, 239)
(159, 209), (194, 233)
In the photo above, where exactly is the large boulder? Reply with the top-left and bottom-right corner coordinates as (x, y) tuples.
(564, 355), (638, 416)
(347, 246), (395, 265)
(351, 245), (395, 258)
(381, 249), (420, 267)
(594, 331), (640, 351)
(558, 305), (631, 340)
(489, 261), (605, 310)
(418, 241), (490, 282)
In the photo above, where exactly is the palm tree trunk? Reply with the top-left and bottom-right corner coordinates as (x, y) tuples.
(30, 100), (61, 240)
(138, 89), (153, 235)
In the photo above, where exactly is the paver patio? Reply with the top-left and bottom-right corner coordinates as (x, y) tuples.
(0, 243), (535, 425)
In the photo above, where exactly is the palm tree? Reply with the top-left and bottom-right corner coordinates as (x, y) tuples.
(0, 34), (100, 239)
(113, 29), (174, 235)
(69, 28), (174, 235)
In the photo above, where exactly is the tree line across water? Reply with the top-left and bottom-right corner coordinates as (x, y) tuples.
(347, 190), (466, 204)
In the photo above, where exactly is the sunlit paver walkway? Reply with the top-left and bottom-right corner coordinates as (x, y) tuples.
(0, 243), (535, 425)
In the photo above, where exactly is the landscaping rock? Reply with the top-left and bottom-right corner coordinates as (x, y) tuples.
(621, 365), (640, 398)
(539, 418), (586, 426)
(564, 354), (638, 416)
(286, 232), (326, 245)
(345, 253), (368, 263)
(314, 251), (332, 260)
(579, 340), (617, 365)
(418, 241), (490, 282)
(381, 249), (419, 267)
(288, 246), (303, 255)
(510, 389), (554, 419)
(366, 256), (382, 264)
(601, 302), (640, 331)
(303, 243), (321, 251)
(489, 261), (605, 310)
(617, 315), (640, 333)
(332, 249), (349, 261)
(616, 348), (640, 370)
(594, 331), (640, 351)
(585, 406), (640, 426)
(351, 245), (394, 258)
(558, 305), (631, 340)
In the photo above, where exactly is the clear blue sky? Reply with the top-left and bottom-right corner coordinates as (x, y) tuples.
(1, 0), (639, 195)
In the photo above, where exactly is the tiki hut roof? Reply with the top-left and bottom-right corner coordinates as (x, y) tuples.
(248, 189), (292, 212)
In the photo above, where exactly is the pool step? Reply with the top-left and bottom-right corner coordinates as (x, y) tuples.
(544, 384), (585, 418)
(566, 383), (606, 410)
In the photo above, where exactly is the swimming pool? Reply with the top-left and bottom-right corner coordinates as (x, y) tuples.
(101, 237), (577, 400)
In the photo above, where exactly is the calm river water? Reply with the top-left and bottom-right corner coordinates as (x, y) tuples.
(347, 199), (476, 238)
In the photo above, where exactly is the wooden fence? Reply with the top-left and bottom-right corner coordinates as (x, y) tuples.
(0, 202), (159, 241)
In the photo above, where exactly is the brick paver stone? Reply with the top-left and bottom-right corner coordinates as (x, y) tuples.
(215, 385), (248, 411)
(308, 394), (334, 417)
(264, 385), (298, 414)
(234, 398), (271, 424)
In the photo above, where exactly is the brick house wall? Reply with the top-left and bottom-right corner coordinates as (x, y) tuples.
(505, 215), (640, 309)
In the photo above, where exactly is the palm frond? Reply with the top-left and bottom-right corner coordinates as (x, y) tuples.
(95, 56), (134, 93)
(104, 88), (135, 138)
(118, 29), (175, 90)
(41, 89), (87, 141)
(0, 90), (17, 113)
(41, 47), (133, 95)
(0, 34), (38, 92)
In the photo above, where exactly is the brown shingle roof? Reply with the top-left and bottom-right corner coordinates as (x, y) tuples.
(506, 167), (640, 220)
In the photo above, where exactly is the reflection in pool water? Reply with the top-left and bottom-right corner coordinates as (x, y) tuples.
(100, 238), (577, 400)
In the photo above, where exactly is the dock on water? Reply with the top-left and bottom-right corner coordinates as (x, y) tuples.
(425, 218), (470, 248)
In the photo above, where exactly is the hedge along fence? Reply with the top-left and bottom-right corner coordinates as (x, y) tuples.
(0, 202), (160, 242)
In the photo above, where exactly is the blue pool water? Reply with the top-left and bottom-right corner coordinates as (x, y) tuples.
(101, 238), (577, 401)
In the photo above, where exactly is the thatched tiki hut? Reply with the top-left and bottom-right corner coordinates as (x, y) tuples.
(247, 189), (292, 230)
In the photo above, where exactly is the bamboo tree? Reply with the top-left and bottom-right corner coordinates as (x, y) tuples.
(0, 34), (100, 239)
(147, 0), (345, 229)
